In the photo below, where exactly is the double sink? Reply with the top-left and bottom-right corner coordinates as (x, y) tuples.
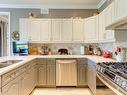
(0, 60), (22, 68)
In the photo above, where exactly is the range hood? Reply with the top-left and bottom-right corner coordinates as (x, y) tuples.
(106, 15), (127, 30)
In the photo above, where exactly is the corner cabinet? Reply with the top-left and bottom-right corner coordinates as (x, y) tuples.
(87, 60), (96, 95)
(84, 16), (99, 43)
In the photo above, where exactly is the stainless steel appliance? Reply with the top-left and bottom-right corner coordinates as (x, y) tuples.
(56, 60), (77, 86)
(96, 62), (127, 95)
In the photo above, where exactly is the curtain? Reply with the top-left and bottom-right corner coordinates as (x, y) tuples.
(0, 21), (7, 57)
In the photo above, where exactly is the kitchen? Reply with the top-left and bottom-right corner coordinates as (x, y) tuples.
(0, 0), (127, 95)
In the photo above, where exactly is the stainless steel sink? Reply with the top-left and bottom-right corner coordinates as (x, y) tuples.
(0, 60), (22, 68)
(0, 63), (11, 68)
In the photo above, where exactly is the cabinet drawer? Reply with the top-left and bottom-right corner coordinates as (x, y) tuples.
(2, 68), (21, 86)
(36, 59), (47, 65)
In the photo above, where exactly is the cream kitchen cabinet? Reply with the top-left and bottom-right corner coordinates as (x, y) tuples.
(99, 9), (106, 42)
(84, 16), (99, 43)
(73, 19), (84, 42)
(47, 63), (56, 86)
(20, 64), (36, 95)
(51, 19), (62, 42)
(2, 76), (21, 95)
(37, 59), (56, 87)
(29, 19), (41, 42)
(19, 19), (30, 41)
(61, 19), (73, 42)
(87, 60), (96, 95)
(37, 64), (47, 86)
(105, 1), (115, 42)
(77, 59), (87, 87)
(40, 19), (51, 42)
(115, 0), (127, 20)
(98, 1), (115, 42)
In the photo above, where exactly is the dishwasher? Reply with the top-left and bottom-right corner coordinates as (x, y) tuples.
(56, 60), (77, 86)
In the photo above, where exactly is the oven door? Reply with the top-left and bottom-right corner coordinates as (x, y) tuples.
(96, 72), (126, 95)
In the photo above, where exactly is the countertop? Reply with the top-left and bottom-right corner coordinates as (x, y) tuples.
(0, 55), (116, 76)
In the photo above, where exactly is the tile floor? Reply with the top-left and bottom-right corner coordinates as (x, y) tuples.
(31, 88), (92, 95)
(31, 87), (117, 95)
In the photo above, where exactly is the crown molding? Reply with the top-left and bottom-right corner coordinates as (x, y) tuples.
(97, 0), (107, 9)
(0, 4), (98, 9)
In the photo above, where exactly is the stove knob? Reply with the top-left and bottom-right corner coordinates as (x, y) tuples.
(119, 79), (123, 86)
(125, 84), (127, 91)
(116, 78), (120, 84)
(122, 81), (126, 89)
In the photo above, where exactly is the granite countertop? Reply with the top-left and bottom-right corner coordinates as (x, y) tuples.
(0, 55), (116, 76)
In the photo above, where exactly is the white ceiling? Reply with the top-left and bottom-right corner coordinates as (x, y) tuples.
(0, 0), (104, 9)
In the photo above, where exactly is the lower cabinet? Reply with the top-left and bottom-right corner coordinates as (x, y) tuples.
(2, 76), (21, 95)
(37, 64), (47, 86)
(37, 59), (56, 87)
(87, 60), (96, 95)
(77, 59), (87, 87)
(2, 60), (37, 95)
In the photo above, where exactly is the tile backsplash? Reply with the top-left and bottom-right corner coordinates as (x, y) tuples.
(98, 42), (127, 60)
(29, 43), (88, 55)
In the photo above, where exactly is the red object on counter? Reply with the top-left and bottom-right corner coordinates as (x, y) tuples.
(103, 51), (111, 58)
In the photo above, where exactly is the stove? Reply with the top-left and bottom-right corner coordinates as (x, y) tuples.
(96, 62), (127, 94)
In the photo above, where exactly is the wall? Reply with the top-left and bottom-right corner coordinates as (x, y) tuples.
(0, 8), (97, 33)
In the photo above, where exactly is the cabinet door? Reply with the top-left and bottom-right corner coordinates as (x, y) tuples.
(115, 0), (127, 19)
(61, 19), (73, 41)
(40, 19), (51, 42)
(77, 65), (87, 86)
(20, 70), (32, 95)
(29, 20), (41, 42)
(47, 64), (56, 86)
(37, 64), (47, 86)
(84, 16), (98, 43)
(2, 77), (20, 95)
(105, 2), (115, 41)
(73, 19), (84, 41)
(19, 19), (30, 41)
(87, 60), (96, 95)
(46, 59), (56, 86)
(99, 10), (106, 42)
(77, 59), (87, 86)
(51, 19), (62, 41)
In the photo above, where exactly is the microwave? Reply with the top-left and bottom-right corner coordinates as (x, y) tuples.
(13, 41), (29, 55)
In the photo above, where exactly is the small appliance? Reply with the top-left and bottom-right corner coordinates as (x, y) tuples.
(13, 41), (28, 55)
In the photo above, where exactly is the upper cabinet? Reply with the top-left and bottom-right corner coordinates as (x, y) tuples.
(61, 19), (73, 42)
(115, 0), (127, 19)
(98, 1), (115, 42)
(73, 19), (84, 42)
(29, 19), (41, 42)
(51, 19), (62, 42)
(19, 19), (30, 41)
(40, 19), (51, 42)
(84, 16), (98, 43)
